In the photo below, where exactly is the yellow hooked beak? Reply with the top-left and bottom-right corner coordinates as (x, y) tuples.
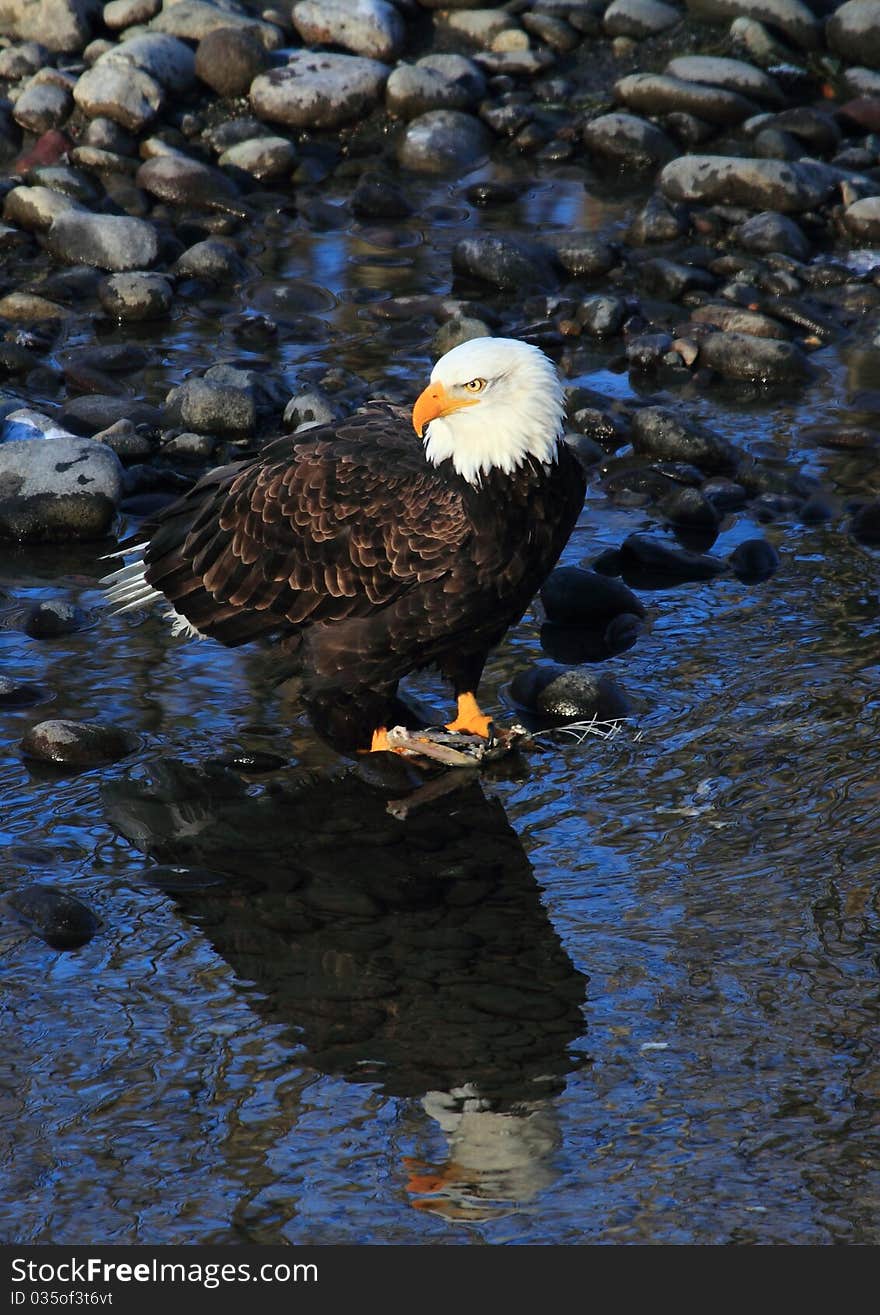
(412, 381), (479, 437)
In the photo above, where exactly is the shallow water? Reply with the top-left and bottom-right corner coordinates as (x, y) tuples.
(2, 162), (880, 1246)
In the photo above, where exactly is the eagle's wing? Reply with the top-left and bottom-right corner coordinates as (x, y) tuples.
(139, 407), (472, 646)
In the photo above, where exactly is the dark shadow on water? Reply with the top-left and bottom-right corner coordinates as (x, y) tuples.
(102, 757), (588, 1221)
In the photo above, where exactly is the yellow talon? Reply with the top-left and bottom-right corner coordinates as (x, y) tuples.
(445, 692), (493, 739)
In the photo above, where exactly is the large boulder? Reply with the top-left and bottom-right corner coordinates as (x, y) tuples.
(0, 433), (123, 540)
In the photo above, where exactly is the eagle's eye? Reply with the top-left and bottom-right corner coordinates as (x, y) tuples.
(463, 378), (486, 393)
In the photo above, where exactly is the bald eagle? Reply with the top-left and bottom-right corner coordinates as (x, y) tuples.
(105, 338), (587, 751)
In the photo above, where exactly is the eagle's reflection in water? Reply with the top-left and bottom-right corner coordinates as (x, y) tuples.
(103, 722), (587, 1223)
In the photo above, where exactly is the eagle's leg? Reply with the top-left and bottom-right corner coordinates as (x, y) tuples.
(445, 692), (494, 739)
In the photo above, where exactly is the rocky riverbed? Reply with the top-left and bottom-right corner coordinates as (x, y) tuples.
(1, 0), (880, 1247)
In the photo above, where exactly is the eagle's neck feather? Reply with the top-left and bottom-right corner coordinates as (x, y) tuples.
(424, 408), (562, 485)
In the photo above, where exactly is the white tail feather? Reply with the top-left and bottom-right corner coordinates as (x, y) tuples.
(101, 547), (206, 642)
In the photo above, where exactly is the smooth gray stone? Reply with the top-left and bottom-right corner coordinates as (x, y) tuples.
(604, 0), (682, 38)
(659, 155), (835, 212)
(47, 211), (159, 271)
(615, 72), (759, 125)
(291, 0), (404, 62)
(0, 435), (123, 540)
(251, 51), (389, 129)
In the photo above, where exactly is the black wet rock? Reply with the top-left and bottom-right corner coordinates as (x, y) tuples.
(541, 566), (646, 625)
(733, 210), (810, 260)
(591, 547), (625, 576)
(0, 342), (41, 375)
(174, 238), (247, 282)
(465, 180), (520, 208)
(479, 101), (533, 139)
(195, 26), (269, 97)
(627, 193), (690, 245)
(510, 665), (632, 721)
(568, 403), (628, 451)
(798, 492), (836, 524)
(578, 294), (627, 337)
(638, 258), (716, 300)
(702, 476), (748, 511)
(452, 233), (556, 292)
(82, 116), (137, 155)
(61, 395), (162, 436)
(769, 107), (840, 156)
(658, 486), (721, 531)
(547, 233), (616, 280)
(98, 272), (173, 321)
(728, 537), (779, 582)
(6, 885), (100, 950)
(135, 155), (244, 215)
(351, 171), (413, 218)
(21, 720), (139, 767)
(626, 332), (674, 371)
(631, 407), (739, 476)
(751, 491), (800, 521)
(141, 865), (228, 892)
(583, 112), (677, 169)
(850, 501), (880, 545)
(24, 600), (87, 639)
(63, 343), (149, 376)
(0, 677), (48, 707)
(620, 533), (728, 583)
(753, 127), (802, 161)
(540, 614), (644, 664)
(700, 331), (809, 382)
(398, 109), (491, 174)
(205, 115), (272, 153)
(562, 431), (606, 469)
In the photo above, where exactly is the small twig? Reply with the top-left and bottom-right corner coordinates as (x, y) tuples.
(532, 716), (634, 747)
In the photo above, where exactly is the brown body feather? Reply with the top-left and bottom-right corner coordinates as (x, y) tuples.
(130, 404), (586, 703)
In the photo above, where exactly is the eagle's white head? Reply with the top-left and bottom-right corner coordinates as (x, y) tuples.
(413, 337), (566, 485)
